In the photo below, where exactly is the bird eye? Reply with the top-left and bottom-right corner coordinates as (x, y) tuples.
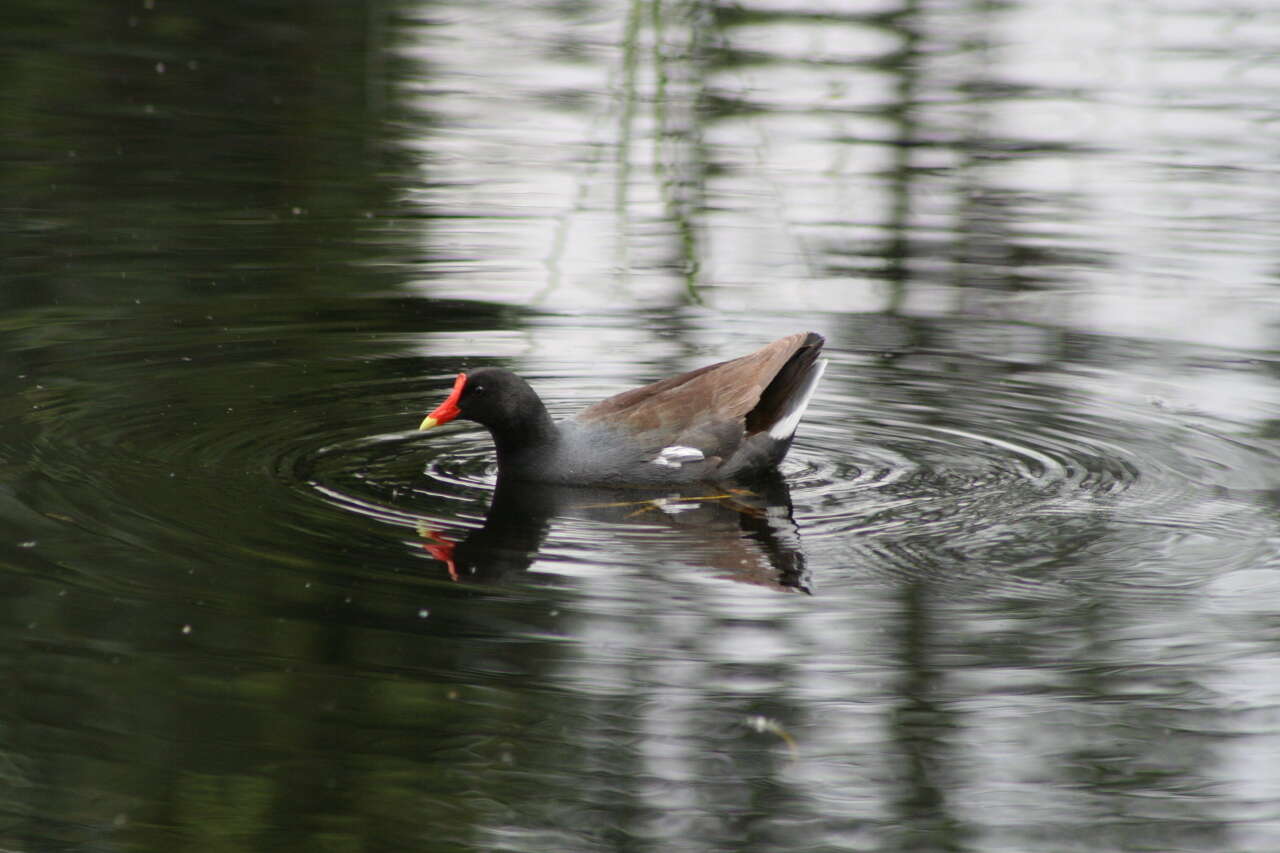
(472, 385), (485, 394)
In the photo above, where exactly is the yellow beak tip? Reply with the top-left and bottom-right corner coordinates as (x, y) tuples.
(418, 416), (439, 430)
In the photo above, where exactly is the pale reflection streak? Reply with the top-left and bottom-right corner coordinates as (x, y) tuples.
(401, 0), (1280, 346)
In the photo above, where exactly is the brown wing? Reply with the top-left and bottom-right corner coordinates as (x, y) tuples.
(576, 332), (824, 445)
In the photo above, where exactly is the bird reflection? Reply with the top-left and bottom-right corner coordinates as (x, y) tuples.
(418, 472), (810, 592)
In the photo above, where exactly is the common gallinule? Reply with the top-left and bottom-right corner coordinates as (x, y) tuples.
(418, 331), (826, 486)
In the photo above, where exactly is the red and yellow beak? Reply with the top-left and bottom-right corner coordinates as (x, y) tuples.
(419, 372), (466, 430)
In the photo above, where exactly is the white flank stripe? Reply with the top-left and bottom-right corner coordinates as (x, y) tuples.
(651, 445), (706, 468)
(768, 358), (827, 441)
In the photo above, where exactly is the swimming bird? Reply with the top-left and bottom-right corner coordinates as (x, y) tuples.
(418, 331), (825, 486)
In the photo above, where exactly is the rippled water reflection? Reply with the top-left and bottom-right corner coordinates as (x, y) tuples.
(6, 305), (1280, 851)
(4, 0), (1280, 850)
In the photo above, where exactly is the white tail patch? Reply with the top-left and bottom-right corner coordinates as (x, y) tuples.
(768, 358), (826, 441)
(651, 445), (706, 468)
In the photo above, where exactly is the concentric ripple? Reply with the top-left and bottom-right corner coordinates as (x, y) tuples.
(4, 305), (1279, 598)
(301, 426), (499, 536)
(286, 348), (1280, 598)
(0, 301), (490, 589)
(771, 354), (1280, 593)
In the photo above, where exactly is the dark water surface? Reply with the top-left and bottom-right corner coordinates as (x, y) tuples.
(4, 1), (1280, 851)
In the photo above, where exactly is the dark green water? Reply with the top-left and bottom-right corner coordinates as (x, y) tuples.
(4, 1), (1280, 851)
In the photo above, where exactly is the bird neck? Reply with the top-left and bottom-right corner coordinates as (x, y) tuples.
(489, 401), (559, 462)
